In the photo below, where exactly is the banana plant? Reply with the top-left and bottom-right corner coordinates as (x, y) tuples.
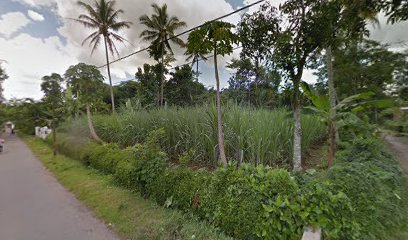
(301, 81), (394, 167)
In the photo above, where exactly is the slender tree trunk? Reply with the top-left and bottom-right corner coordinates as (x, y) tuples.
(52, 120), (57, 157)
(196, 58), (199, 81)
(254, 59), (260, 107)
(160, 43), (165, 107)
(293, 78), (302, 172)
(326, 46), (336, 168)
(86, 103), (104, 144)
(103, 36), (115, 113)
(214, 46), (227, 167)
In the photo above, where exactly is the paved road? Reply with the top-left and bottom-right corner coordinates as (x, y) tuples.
(384, 134), (408, 173)
(0, 134), (119, 240)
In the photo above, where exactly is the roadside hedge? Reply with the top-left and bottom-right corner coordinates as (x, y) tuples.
(49, 131), (407, 240)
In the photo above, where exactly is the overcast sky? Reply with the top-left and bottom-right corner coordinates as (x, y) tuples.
(0, 0), (407, 100)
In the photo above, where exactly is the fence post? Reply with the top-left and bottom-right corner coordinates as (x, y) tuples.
(301, 227), (321, 240)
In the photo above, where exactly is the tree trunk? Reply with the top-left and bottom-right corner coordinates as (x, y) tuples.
(254, 59), (260, 107)
(326, 46), (336, 168)
(196, 58), (199, 81)
(293, 79), (302, 172)
(214, 46), (228, 167)
(160, 44), (165, 107)
(103, 36), (115, 113)
(52, 120), (57, 157)
(86, 103), (104, 144)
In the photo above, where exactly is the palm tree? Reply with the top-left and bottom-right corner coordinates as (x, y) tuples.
(185, 47), (207, 81)
(139, 3), (186, 107)
(73, 0), (131, 113)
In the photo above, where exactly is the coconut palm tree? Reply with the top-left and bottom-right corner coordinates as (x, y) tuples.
(185, 47), (207, 81)
(139, 3), (186, 107)
(73, 0), (131, 113)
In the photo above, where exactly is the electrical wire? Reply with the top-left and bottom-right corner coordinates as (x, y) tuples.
(97, 0), (265, 68)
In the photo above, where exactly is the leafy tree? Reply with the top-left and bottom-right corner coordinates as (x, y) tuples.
(226, 58), (281, 107)
(314, 40), (407, 100)
(237, 2), (280, 105)
(318, 0), (382, 167)
(139, 3), (186, 107)
(250, 1), (337, 171)
(186, 21), (238, 166)
(41, 73), (65, 156)
(0, 63), (8, 104)
(5, 98), (46, 135)
(114, 81), (141, 106)
(135, 63), (163, 107)
(64, 63), (105, 143)
(165, 65), (208, 106)
(380, 0), (408, 23)
(73, 0), (132, 112)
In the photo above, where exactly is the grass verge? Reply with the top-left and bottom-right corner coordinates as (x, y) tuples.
(22, 135), (229, 240)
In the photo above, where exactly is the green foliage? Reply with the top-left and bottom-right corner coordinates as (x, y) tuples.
(64, 63), (106, 108)
(187, 21), (238, 58)
(41, 73), (65, 123)
(328, 137), (408, 239)
(88, 143), (124, 174)
(150, 166), (208, 213)
(5, 98), (47, 134)
(114, 128), (167, 196)
(139, 3), (186, 60)
(337, 137), (392, 163)
(81, 105), (325, 166)
(165, 65), (208, 106)
(52, 126), (408, 240)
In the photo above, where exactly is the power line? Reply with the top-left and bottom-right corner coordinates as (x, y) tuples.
(170, 45), (243, 70)
(98, 0), (265, 68)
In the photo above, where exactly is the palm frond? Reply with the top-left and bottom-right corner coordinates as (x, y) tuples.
(106, 37), (120, 57)
(70, 18), (98, 29)
(110, 21), (132, 31)
(90, 34), (102, 55)
(77, 1), (101, 23)
(107, 9), (124, 24)
(78, 14), (100, 27)
(81, 31), (99, 46)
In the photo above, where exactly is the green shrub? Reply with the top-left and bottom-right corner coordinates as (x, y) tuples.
(150, 167), (209, 212)
(337, 137), (392, 163)
(87, 143), (123, 174)
(51, 127), (408, 240)
(326, 160), (406, 239)
(259, 179), (361, 240)
(113, 129), (167, 197)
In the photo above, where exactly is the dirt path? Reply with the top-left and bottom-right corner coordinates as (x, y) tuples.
(384, 134), (408, 173)
(0, 134), (118, 240)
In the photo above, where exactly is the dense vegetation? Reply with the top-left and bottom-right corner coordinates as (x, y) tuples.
(64, 105), (325, 167)
(1, 0), (408, 239)
(49, 127), (408, 240)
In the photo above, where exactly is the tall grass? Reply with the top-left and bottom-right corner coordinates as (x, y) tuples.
(64, 104), (325, 167)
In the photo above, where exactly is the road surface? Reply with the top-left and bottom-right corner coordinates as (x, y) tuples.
(384, 134), (408, 173)
(0, 134), (119, 240)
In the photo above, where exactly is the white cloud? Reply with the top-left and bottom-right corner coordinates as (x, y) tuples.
(2, 34), (77, 99)
(55, 0), (240, 87)
(11, 0), (54, 7)
(27, 10), (45, 21)
(0, 12), (31, 38)
(3, 0), (407, 100)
